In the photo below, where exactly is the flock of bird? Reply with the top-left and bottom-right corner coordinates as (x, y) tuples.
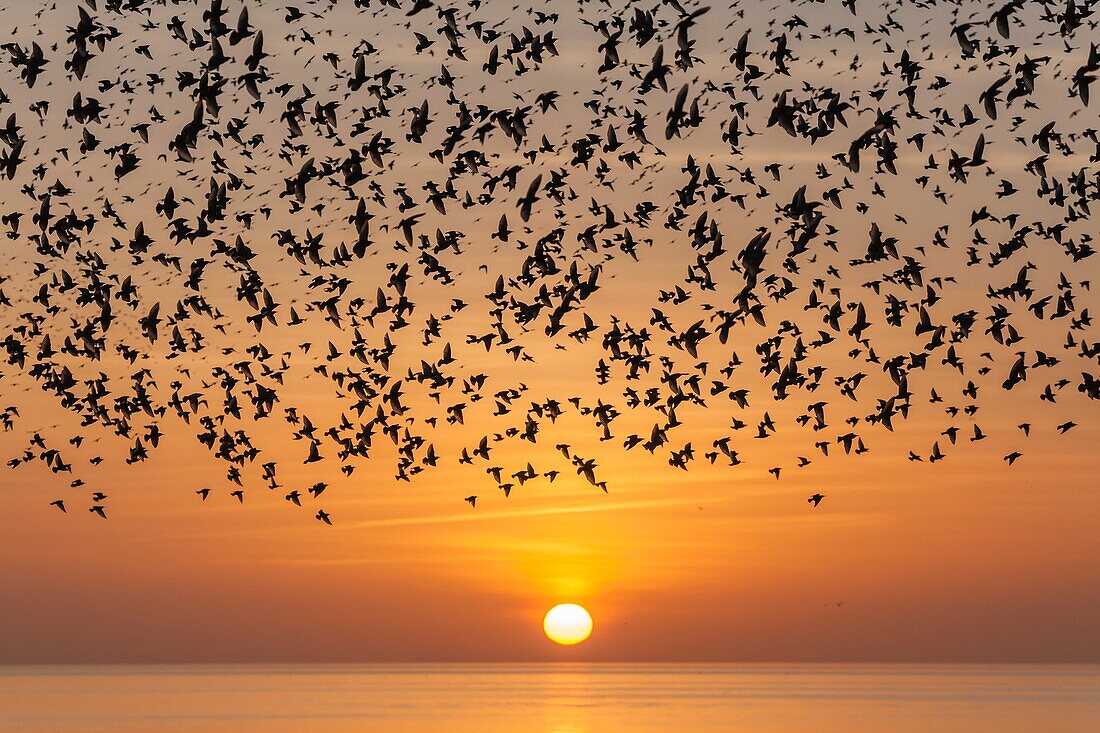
(0, 0), (1096, 525)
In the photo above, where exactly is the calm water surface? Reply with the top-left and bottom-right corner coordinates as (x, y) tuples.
(0, 664), (1097, 732)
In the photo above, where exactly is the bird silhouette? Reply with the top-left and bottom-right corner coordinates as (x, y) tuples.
(0, 0), (1091, 525)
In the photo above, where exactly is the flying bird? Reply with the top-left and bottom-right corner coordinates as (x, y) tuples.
(0, 0), (1091, 526)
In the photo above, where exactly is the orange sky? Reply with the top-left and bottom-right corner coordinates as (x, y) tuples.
(0, 0), (1098, 664)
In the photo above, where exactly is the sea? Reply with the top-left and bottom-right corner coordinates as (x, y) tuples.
(0, 664), (1096, 732)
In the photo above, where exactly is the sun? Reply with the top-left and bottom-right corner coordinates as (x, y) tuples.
(543, 603), (593, 646)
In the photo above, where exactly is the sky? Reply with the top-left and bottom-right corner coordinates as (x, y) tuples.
(0, 0), (1098, 664)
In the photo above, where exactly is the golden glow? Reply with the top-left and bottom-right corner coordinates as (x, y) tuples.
(543, 603), (593, 646)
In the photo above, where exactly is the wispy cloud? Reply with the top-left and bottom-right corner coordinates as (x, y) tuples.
(337, 496), (731, 530)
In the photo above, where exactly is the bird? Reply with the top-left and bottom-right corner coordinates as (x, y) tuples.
(0, 0), (1091, 529)
(807, 494), (825, 508)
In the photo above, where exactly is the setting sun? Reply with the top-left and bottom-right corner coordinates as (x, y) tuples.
(543, 604), (593, 646)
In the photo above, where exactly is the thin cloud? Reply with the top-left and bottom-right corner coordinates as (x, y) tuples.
(337, 496), (733, 530)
